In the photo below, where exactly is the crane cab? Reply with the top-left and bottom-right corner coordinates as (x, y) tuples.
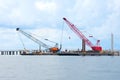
(49, 47), (59, 53)
(91, 46), (102, 52)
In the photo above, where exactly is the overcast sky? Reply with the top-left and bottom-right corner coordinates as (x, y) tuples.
(0, 0), (120, 51)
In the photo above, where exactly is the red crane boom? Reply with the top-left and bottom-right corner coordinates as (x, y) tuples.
(63, 17), (102, 51)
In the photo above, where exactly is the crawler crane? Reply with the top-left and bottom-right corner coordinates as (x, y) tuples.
(16, 28), (60, 53)
(63, 18), (102, 51)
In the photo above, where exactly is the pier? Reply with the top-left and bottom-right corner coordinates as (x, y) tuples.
(0, 50), (24, 55)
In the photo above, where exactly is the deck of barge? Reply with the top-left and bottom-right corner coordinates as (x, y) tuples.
(0, 50), (119, 56)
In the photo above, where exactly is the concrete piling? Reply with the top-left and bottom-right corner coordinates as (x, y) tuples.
(0, 50), (22, 55)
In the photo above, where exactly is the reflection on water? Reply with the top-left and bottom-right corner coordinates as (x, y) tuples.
(0, 56), (120, 80)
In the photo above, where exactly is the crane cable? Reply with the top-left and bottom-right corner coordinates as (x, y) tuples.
(17, 32), (26, 50)
(59, 21), (65, 49)
(27, 32), (54, 48)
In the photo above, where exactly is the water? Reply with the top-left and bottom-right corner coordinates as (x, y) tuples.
(0, 56), (120, 80)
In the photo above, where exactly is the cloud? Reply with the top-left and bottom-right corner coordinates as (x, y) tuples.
(35, 1), (57, 12)
(0, 0), (120, 50)
(0, 28), (20, 50)
(0, 0), (34, 26)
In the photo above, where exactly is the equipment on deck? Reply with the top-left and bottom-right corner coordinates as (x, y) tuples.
(63, 17), (102, 51)
(16, 28), (60, 53)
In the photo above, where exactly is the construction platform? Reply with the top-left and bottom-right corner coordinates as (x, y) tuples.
(0, 50), (119, 56)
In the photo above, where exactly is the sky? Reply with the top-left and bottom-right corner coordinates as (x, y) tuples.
(0, 0), (120, 51)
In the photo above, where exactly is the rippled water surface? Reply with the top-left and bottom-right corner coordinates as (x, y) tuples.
(0, 56), (120, 80)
